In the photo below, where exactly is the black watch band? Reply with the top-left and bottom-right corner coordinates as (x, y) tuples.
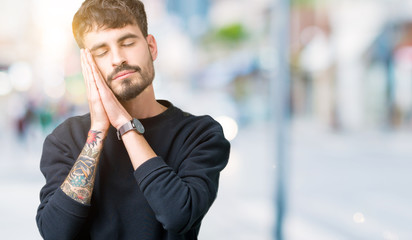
(116, 118), (145, 140)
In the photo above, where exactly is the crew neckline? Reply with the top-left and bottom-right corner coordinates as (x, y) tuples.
(138, 100), (178, 128)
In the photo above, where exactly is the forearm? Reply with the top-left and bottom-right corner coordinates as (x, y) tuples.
(37, 127), (97, 239)
(133, 132), (230, 234)
(121, 130), (157, 170)
(134, 156), (222, 234)
(60, 129), (106, 204)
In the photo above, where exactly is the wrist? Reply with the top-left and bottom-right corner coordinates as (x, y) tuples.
(90, 119), (110, 131)
(114, 117), (132, 130)
(89, 126), (109, 135)
(116, 118), (145, 140)
(86, 129), (107, 147)
(113, 118), (132, 130)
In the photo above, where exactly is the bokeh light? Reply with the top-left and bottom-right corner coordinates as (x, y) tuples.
(353, 212), (365, 224)
(0, 71), (12, 96)
(9, 62), (33, 92)
(215, 116), (239, 141)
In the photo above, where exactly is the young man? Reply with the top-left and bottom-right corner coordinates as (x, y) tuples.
(36, 0), (230, 239)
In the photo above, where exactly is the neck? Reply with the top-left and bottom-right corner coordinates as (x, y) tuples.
(120, 84), (166, 119)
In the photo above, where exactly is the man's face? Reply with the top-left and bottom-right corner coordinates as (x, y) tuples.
(82, 24), (157, 101)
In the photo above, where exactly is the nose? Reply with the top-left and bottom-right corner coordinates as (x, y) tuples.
(111, 48), (127, 67)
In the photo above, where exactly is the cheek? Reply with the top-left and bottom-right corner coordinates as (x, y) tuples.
(94, 59), (110, 79)
(140, 52), (154, 69)
(129, 46), (152, 64)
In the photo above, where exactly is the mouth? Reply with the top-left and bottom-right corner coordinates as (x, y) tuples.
(112, 70), (137, 81)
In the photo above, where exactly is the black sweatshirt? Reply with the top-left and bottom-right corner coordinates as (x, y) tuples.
(36, 100), (230, 240)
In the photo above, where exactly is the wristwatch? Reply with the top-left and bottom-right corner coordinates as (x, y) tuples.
(116, 118), (145, 140)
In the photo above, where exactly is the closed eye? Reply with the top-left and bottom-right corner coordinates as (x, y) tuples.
(94, 50), (107, 57)
(122, 41), (135, 47)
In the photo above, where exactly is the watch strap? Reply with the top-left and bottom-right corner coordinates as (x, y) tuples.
(116, 118), (145, 140)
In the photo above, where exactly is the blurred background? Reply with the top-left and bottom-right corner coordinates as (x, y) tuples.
(1, 0), (412, 239)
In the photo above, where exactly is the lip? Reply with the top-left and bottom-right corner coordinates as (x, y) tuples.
(113, 70), (137, 81)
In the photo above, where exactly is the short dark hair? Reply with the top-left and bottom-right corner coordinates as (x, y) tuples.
(72, 0), (148, 48)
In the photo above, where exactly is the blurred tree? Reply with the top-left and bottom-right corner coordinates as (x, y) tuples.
(201, 22), (249, 49)
(215, 23), (248, 43)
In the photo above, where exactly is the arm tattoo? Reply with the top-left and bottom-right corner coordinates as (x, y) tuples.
(61, 130), (105, 205)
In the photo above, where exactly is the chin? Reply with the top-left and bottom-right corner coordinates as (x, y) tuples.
(115, 87), (144, 101)
(111, 75), (152, 101)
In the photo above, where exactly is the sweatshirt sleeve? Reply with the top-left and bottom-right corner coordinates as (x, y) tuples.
(36, 132), (90, 240)
(134, 121), (230, 234)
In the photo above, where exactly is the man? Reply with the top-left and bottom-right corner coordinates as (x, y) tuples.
(36, 0), (230, 239)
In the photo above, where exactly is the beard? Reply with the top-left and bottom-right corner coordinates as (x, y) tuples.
(106, 62), (155, 101)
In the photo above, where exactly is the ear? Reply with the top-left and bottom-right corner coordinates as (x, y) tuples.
(146, 34), (158, 61)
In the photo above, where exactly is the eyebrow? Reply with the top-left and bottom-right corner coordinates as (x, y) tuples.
(90, 33), (140, 52)
(118, 33), (139, 43)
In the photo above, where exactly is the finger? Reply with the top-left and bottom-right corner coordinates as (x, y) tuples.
(80, 49), (92, 99)
(83, 49), (109, 107)
(81, 49), (94, 112)
(85, 49), (124, 110)
(82, 49), (102, 111)
(85, 49), (112, 95)
(81, 49), (98, 106)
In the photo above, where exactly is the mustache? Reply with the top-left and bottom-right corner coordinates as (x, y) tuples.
(107, 63), (141, 82)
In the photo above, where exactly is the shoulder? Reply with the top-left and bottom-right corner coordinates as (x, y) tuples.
(40, 114), (91, 164)
(170, 106), (228, 150)
(187, 114), (223, 134)
(48, 113), (90, 145)
(53, 113), (90, 133)
(172, 106), (224, 135)
(151, 100), (224, 136)
(171, 107), (230, 164)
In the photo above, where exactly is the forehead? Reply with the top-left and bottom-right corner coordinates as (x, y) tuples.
(82, 24), (144, 49)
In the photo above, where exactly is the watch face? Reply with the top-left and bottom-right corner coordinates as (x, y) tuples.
(132, 118), (145, 134)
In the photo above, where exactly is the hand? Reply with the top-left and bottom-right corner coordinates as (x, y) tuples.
(83, 49), (132, 129)
(81, 49), (110, 132)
